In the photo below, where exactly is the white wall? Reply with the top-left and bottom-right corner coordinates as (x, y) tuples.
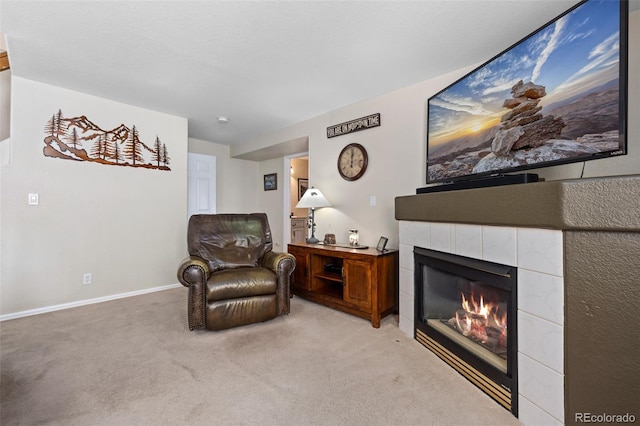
(6, 10), (634, 317)
(0, 77), (188, 316)
(189, 138), (299, 251)
(0, 32), (11, 151)
(188, 138), (259, 214)
(188, 138), (292, 250)
(232, 66), (477, 249)
(0, 69), (9, 142)
(259, 158), (286, 250)
(233, 10), (640, 250)
(0, 32), (10, 142)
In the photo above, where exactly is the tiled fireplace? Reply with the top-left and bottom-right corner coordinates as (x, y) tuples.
(395, 175), (640, 426)
(398, 221), (564, 424)
(414, 246), (519, 414)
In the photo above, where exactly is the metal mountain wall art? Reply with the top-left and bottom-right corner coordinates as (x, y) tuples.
(43, 109), (171, 171)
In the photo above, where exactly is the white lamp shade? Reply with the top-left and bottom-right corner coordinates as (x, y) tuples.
(295, 187), (331, 209)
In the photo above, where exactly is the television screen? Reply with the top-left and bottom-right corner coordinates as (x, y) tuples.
(426, 0), (628, 184)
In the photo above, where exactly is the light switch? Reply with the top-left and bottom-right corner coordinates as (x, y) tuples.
(28, 193), (39, 205)
(369, 195), (377, 206)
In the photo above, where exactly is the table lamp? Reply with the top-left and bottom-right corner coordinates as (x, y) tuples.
(295, 187), (331, 244)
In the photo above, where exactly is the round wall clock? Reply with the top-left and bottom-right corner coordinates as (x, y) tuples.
(337, 143), (368, 181)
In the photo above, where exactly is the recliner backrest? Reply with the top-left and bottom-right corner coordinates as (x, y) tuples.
(187, 213), (273, 272)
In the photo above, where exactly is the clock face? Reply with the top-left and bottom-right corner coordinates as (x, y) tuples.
(337, 143), (368, 181)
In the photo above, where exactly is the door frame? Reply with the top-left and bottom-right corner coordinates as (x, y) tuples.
(283, 152), (308, 248)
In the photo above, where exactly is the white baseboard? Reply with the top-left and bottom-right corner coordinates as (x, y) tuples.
(0, 283), (182, 321)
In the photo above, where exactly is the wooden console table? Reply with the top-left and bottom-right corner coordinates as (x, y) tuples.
(287, 243), (398, 328)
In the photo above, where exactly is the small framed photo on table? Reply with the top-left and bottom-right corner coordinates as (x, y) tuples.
(376, 236), (388, 252)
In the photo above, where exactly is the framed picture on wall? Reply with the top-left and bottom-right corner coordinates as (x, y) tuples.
(264, 173), (277, 191)
(298, 178), (308, 200)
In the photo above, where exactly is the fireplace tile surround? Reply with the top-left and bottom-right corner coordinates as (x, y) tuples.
(399, 221), (565, 425)
(395, 175), (640, 426)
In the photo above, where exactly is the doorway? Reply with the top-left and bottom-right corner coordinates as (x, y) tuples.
(284, 154), (308, 246)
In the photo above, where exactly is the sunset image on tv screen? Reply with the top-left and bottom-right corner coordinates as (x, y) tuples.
(427, 0), (625, 183)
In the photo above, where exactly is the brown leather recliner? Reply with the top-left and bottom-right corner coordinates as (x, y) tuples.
(177, 213), (295, 331)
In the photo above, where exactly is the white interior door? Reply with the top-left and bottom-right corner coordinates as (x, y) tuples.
(188, 153), (216, 218)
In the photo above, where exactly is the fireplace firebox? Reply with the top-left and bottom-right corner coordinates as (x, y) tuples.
(414, 247), (518, 416)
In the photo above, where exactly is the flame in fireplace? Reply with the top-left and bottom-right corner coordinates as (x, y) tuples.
(451, 292), (507, 350)
(461, 293), (488, 316)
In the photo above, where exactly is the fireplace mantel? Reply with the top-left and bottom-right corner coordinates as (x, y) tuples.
(395, 174), (640, 231)
(395, 174), (640, 426)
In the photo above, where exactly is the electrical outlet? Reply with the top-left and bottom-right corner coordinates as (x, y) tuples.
(83, 273), (92, 285)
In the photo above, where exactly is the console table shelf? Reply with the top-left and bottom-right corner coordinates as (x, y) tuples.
(314, 272), (343, 283)
(288, 243), (398, 328)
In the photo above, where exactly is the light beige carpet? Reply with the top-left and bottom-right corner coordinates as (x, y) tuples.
(1, 288), (521, 425)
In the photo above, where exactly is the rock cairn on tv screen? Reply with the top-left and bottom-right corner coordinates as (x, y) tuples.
(490, 80), (565, 156)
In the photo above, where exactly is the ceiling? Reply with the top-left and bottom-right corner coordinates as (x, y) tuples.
(1, 1), (636, 147)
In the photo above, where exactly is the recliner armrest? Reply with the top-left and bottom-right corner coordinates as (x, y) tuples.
(177, 256), (210, 288)
(177, 256), (210, 330)
(262, 251), (296, 316)
(261, 251), (295, 275)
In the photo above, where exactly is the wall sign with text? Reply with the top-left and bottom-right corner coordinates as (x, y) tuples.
(327, 113), (380, 138)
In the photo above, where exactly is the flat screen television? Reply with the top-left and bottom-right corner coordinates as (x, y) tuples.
(425, 0), (628, 187)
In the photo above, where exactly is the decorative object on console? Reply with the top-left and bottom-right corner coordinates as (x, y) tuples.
(323, 233), (336, 245)
(295, 187), (331, 244)
(327, 113), (380, 138)
(338, 143), (368, 181)
(348, 229), (359, 246)
(425, 0), (628, 190)
(263, 173), (277, 191)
